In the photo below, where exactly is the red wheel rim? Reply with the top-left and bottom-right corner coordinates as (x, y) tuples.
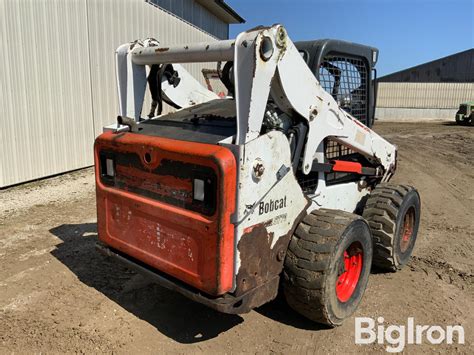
(336, 242), (363, 303)
(400, 207), (415, 253)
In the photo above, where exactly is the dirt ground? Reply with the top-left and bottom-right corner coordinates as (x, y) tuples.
(0, 121), (472, 353)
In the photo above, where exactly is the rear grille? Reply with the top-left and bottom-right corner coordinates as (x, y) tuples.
(99, 151), (217, 216)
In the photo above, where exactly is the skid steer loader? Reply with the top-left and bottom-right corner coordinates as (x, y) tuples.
(95, 25), (421, 326)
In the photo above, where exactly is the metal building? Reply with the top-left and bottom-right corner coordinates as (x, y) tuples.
(376, 49), (474, 121)
(0, 0), (243, 188)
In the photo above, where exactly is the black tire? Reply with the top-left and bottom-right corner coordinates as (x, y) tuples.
(283, 209), (373, 327)
(363, 184), (421, 271)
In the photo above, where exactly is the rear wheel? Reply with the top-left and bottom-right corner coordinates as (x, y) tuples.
(363, 184), (421, 271)
(283, 209), (373, 326)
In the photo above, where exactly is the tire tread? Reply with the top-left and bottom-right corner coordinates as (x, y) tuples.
(283, 209), (361, 326)
(362, 184), (417, 271)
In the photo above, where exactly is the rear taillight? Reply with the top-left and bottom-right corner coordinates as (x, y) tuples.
(105, 158), (115, 177)
(191, 176), (216, 214)
(193, 178), (205, 201)
(99, 153), (115, 185)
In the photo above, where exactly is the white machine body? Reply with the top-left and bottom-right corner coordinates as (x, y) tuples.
(112, 25), (397, 290)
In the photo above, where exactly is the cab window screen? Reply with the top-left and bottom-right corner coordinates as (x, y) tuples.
(318, 55), (368, 125)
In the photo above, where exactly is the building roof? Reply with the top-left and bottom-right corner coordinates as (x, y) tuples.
(196, 0), (245, 24)
(378, 48), (474, 83)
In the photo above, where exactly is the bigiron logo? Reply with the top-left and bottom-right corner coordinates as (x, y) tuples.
(259, 196), (287, 215)
(355, 317), (465, 353)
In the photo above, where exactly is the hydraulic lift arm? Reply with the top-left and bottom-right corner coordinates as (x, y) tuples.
(116, 25), (396, 180)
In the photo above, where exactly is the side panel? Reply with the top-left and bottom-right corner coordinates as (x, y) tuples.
(233, 131), (309, 296)
(94, 132), (236, 296)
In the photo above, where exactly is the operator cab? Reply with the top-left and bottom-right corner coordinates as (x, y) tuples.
(295, 40), (379, 191)
(296, 39), (379, 128)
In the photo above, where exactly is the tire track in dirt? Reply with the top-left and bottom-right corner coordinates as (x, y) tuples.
(377, 123), (474, 276)
(0, 122), (472, 353)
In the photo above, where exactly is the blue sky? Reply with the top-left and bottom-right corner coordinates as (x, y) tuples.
(227, 0), (474, 76)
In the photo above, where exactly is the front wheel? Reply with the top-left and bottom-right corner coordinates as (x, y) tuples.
(363, 184), (421, 271)
(283, 209), (373, 327)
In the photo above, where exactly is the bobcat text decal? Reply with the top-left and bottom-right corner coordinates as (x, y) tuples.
(259, 196), (287, 215)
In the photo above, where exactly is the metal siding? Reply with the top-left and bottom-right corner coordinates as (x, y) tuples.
(1, 0), (94, 187)
(378, 49), (474, 83)
(148, 0), (228, 39)
(0, 0), (5, 188)
(377, 82), (474, 109)
(1, 0), (223, 187)
(87, 0), (219, 137)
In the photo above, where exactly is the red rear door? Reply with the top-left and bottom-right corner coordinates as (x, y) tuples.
(94, 131), (236, 296)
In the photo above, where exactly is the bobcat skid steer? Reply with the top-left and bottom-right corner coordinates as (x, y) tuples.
(95, 25), (421, 326)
